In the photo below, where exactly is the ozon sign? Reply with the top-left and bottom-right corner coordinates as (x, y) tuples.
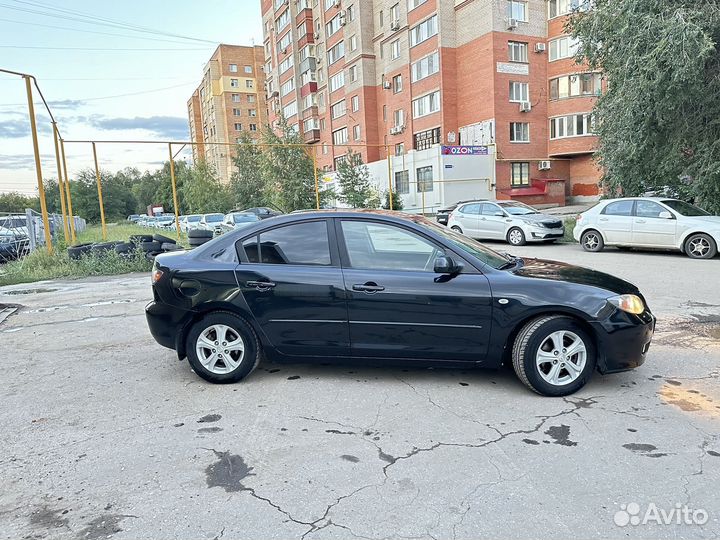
(441, 145), (489, 156)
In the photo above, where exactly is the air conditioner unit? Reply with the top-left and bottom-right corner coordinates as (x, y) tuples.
(339, 14), (347, 26)
(519, 101), (532, 112)
(539, 160), (552, 171)
(270, 90), (279, 98)
(383, 80), (392, 89)
(390, 126), (404, 135)
(313, 32), (320, 40)
(390, 20), (400, 31)
(507, 18), (518, 29)
(535, 42), (546, 53)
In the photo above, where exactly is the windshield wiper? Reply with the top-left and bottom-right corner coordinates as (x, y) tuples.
(498, 255), (521, 270)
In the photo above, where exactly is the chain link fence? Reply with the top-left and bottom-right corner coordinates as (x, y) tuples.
(0, 210), (86, 264)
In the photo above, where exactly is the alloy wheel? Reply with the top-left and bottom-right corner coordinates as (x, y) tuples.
(195, 324), (245, 374)
(689, 237), (710, 258)
(535, 330), (587, 386)
(583, 233), (600, 250)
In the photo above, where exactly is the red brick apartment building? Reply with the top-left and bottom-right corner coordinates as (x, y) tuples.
(260, 0), (601, 208)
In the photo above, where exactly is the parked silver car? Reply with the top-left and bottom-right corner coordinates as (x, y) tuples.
(447, 200), (565, 246)
(574, 197), (720, 259)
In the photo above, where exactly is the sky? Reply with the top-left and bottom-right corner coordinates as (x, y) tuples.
(0, 0), (264, 195)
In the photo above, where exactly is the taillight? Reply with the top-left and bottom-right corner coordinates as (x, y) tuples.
(576, 214), (583, 222)
(151, 269), (164, 284)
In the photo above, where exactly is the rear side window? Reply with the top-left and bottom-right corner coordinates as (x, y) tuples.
(242, 221), (331, 266)
(458, 203), (481, 215)
(602, 200), (635, 216)
(480, 203), (502, 216)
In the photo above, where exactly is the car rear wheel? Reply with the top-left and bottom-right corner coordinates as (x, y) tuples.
(581, 230), (605, 252)
(507, 227), (526, 246)
(684, 233), (717, 259)
(186, 312), (262, 384)
(512, 315), (596, 396)
(450, 225), (463, 234)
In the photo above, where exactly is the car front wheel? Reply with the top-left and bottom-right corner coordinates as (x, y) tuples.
(450, 225), (463, 234)
(186, 312), (262, 384)
(507, 227), (526, 246)
(685, 233), (717, 259)
(512, 315), (596, 396)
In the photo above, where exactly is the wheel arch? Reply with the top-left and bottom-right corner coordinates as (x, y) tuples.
(678, 229), (720, 252)
(579, 226), (607, 243)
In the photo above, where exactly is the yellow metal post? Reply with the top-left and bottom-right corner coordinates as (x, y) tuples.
(168, 143), (181, 239)
(91, 142), (107, 241)
(313, 146), (320, 210)
(52, 123), (70, 243)
(386, 145), (394, 210)
(24, 76), (53, 253)
(60, 138), (76, 242)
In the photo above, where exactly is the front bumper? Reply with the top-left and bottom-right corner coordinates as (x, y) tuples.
(145, 300), (193, 352)
(590, 309), (656, 374)
(527, 227), (565, 241)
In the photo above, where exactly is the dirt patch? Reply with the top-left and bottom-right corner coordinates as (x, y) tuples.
(659, 384), (718, 415)
(654, 316), (720, 350)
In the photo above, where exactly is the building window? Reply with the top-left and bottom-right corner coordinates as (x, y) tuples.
(395, 143), (405, 156)
(379, 10), (384, 27)
(248, 94), (256, 103)
(279, 55), (294, 74)
(408, 0), (428, 12)
(231, 93), (240, 102)
(234, 123), (242, 131)
(549, 35), (580, 61)
(549, 113), (595, 139)
(231, 78), (239, 87)
(349, 34), (357, 52)
(411, 51), (439, 82)
(330, 71), (345, 92)
(244, 65), (253, 73)
(246, 80), (254, 89)
(391, 39), (401, 60)
(229, 64), (238, 72)
(349, 64), (358, 82)
(393, 74), (403, 93)
(249, 124), (258, 131)
(510, 122), (530, 142)
(549, 0), (591, 19)
(331, 100), (347, 119)
(278, 31), (292, 50)
(332, 126), (349, 145)
(233, 108), (241, 116)
(412, 90), (440, 118)
(416, 165), (433, 192)
(249, 109), (257, 117)
(346, 4), (355, 21)
(390, 3), (400, 23)
(351, 95), (359, 111)
(549, 73), (602, 100)
(409, 15), (437, 47)
(507, 0), (528, 22)
(326, 13), (343, 37)
(353, 124), (361, 141)
(276, 9), (290, 31)
(508, 41), (528, 63)
(394, 170), (410, 194)
(328, 42), (345, 64)
(509, 81), (529, 102)
(393, 109), (405, 127)
(280, 78), (295, 96)
(511, 162), (530, 187)
(414, 127), (440, 150)
(282, 100), (298, 118)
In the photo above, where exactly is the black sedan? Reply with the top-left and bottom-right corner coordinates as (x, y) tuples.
(146, 211), (655, 396)
(435, 200), (475, 225)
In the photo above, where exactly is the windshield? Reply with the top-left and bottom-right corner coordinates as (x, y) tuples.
(233, 214), (257, 223)
(498, 202), (538, 216)
(205, 214), (223, 222)
(420, 218), (510, 269)
(188, 215), (201, 222)
(661, 200), (710, 217)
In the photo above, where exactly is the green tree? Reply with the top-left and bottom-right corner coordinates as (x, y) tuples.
(335, 150), (379, 208)
(0, 192), (40, 213)
(569, 0), (720, 211)
(230, 132), (268, 209)
(381, 190), (404, 211)
(179, 160), (232, 214)
(259, 117), (326, 212)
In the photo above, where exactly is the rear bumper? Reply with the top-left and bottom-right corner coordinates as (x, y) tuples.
(591, 310), (655, 374)
(436, 215), (449, 225)
(145, 300), (193, 352)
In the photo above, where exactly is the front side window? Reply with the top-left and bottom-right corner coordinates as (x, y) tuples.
(635, 201), (666, 219)
(511, 162), (530, 187)
(243, 221), (331, 265)
(602, 200), (635, 216)
(341, 221), (438, 272)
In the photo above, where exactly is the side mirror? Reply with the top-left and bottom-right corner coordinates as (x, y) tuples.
(434, 255), (461, 274)
(494, 211), (504, 217)
(658, 211), (673, 219)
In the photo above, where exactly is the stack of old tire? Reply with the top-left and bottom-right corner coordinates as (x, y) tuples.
(67, 234), (184, 261)
(188, 229), (213, 248)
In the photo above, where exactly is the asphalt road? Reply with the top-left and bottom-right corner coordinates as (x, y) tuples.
(1, 243), (719, 540)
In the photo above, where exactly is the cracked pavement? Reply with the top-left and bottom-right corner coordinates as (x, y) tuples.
(1, 243), (719, 539)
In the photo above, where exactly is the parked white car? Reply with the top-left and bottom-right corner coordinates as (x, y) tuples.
(198, 213), (224, 231)
(573, 197), (720, 259)
(447, 200), (565, 246)
(180, 214), (202, 233)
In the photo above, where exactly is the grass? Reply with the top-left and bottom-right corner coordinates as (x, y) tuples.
(0, 222), (187, 287)
(561, 217), (577, 243)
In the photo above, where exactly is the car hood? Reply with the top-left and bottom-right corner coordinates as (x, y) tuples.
(511, 213), (561, 225)
(512, 257), (639, 296)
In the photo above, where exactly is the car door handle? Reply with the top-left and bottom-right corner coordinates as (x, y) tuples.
(352, 283), (385, 293)
(635, 219), (646, 223)
(599, 217), (609, 221)
(480, 217), (487, 220)
(246, 280), (276, 290)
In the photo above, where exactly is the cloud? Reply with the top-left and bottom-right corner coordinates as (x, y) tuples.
(0, 116), (52, 138)
(89, 115), (189, 139)
(46, 99), (86, 110)
(0, 153), (55, 170)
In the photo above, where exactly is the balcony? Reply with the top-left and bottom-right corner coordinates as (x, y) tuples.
(304, 129), (321, 143)
(299, 57), (316, 74)
(300, 82), (318, 97)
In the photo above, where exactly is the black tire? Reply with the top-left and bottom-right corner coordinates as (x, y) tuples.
(188, 229), (213, 239)
(90, 242), (117, 254)
(684, 233), (717, 259)
(450, 225), (463, 234)
(153, 233), (175, 244)
(140, 240), (162, 252)
(507, 227), (526, 246)
(129, 234), (153, 245)
(67, 243), (92, 260)
(161, 242), (182, 251)
(114, 242), (135, 254)
(145, 251), (162, 261)
(188, 237), (211, 247)
(186, 311), (262, 384)
(512, 315), (597, 397)
(580, 229), (605, 252)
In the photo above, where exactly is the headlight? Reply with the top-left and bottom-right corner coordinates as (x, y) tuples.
(608, 294), (645, 314)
